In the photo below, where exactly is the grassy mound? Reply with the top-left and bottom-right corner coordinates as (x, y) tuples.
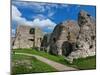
(72, 56), (96, 70)
(13, 48), (70, 65)
(11, 54), (57, 75)
(13, 48), (96, 70)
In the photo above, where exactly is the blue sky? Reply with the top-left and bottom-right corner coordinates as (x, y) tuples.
(12, 1), (96, 37)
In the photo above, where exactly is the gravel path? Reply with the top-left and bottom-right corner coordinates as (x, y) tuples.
(15, 53), (77, 71)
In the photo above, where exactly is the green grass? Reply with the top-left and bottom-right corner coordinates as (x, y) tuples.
(72, 56), (96, 70)
(12, 54), (57, 75)
(13, 48), (96, 70)
(13, 48), (70, 65)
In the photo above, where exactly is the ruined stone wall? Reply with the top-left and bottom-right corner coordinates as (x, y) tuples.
(12, 25), (43, 49)
(49, 21), (79, 55)
(13, 25), (33, 49)
(49, 10), (96, 62)
(34, 27), (43, 49)
(67, 10), (96, 61)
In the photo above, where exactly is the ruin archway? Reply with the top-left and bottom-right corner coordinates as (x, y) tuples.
(62, 41), (73, 56)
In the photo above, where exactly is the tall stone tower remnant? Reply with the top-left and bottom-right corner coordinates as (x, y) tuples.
(12, 25), (43, 49)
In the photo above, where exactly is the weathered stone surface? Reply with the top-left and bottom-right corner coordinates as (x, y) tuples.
(11, 37), (15, 46)
(48, 10), (96, 62)
(49, 20), (80, 56)
(67, 10), (96, 62)
(33, 27), (44, 49)
(12, 25), (43, 49)
(41, 33), (51, 52)
(13, 25), (33, 49)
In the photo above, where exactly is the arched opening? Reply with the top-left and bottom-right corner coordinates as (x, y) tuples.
(91, 36), (95, 40)
(62, 41), (73, 56)
(53, 37), (56, 43)
(40, 38), (42, 42)
(67, 32), (71, 41)
(89, 45), (93, 49)
(29, 28), (35, 34)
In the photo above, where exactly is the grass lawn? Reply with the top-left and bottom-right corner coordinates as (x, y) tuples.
(13, 48), (96, 70)
(72, 56), (96, 70)
(13, 48), (70, 65)
(11, 54), (57, 75)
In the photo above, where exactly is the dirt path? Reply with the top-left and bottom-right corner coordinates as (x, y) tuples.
(15, 53), (77, 71)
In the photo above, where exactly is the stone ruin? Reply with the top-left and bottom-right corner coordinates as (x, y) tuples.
(41, 33), (51, 52)
(67, 10), (96, 61)
(12, 10), (96, 61)
(49, 10), (96, 62)
(49, 20), (80, 56)
(12, 25), (43, 49)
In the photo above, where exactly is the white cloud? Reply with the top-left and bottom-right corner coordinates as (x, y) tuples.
(11, 29), (16, 37)
(32, 18), (56, 30)
(77, 5), (81, 8)
(12, 5), (56, 30)
(61, 4), (69, 7)
(12, 29), (15, 34)
(12, 1), (70, 21)
(12, 5), (24, 24)
(12, 5), (33, 26)
(12, 1), (69, 19)
(12, 1), (45, 13)
(12, 5), (21, 19)
(32, 14), (46, 20)
(48, 11), (55, 17)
